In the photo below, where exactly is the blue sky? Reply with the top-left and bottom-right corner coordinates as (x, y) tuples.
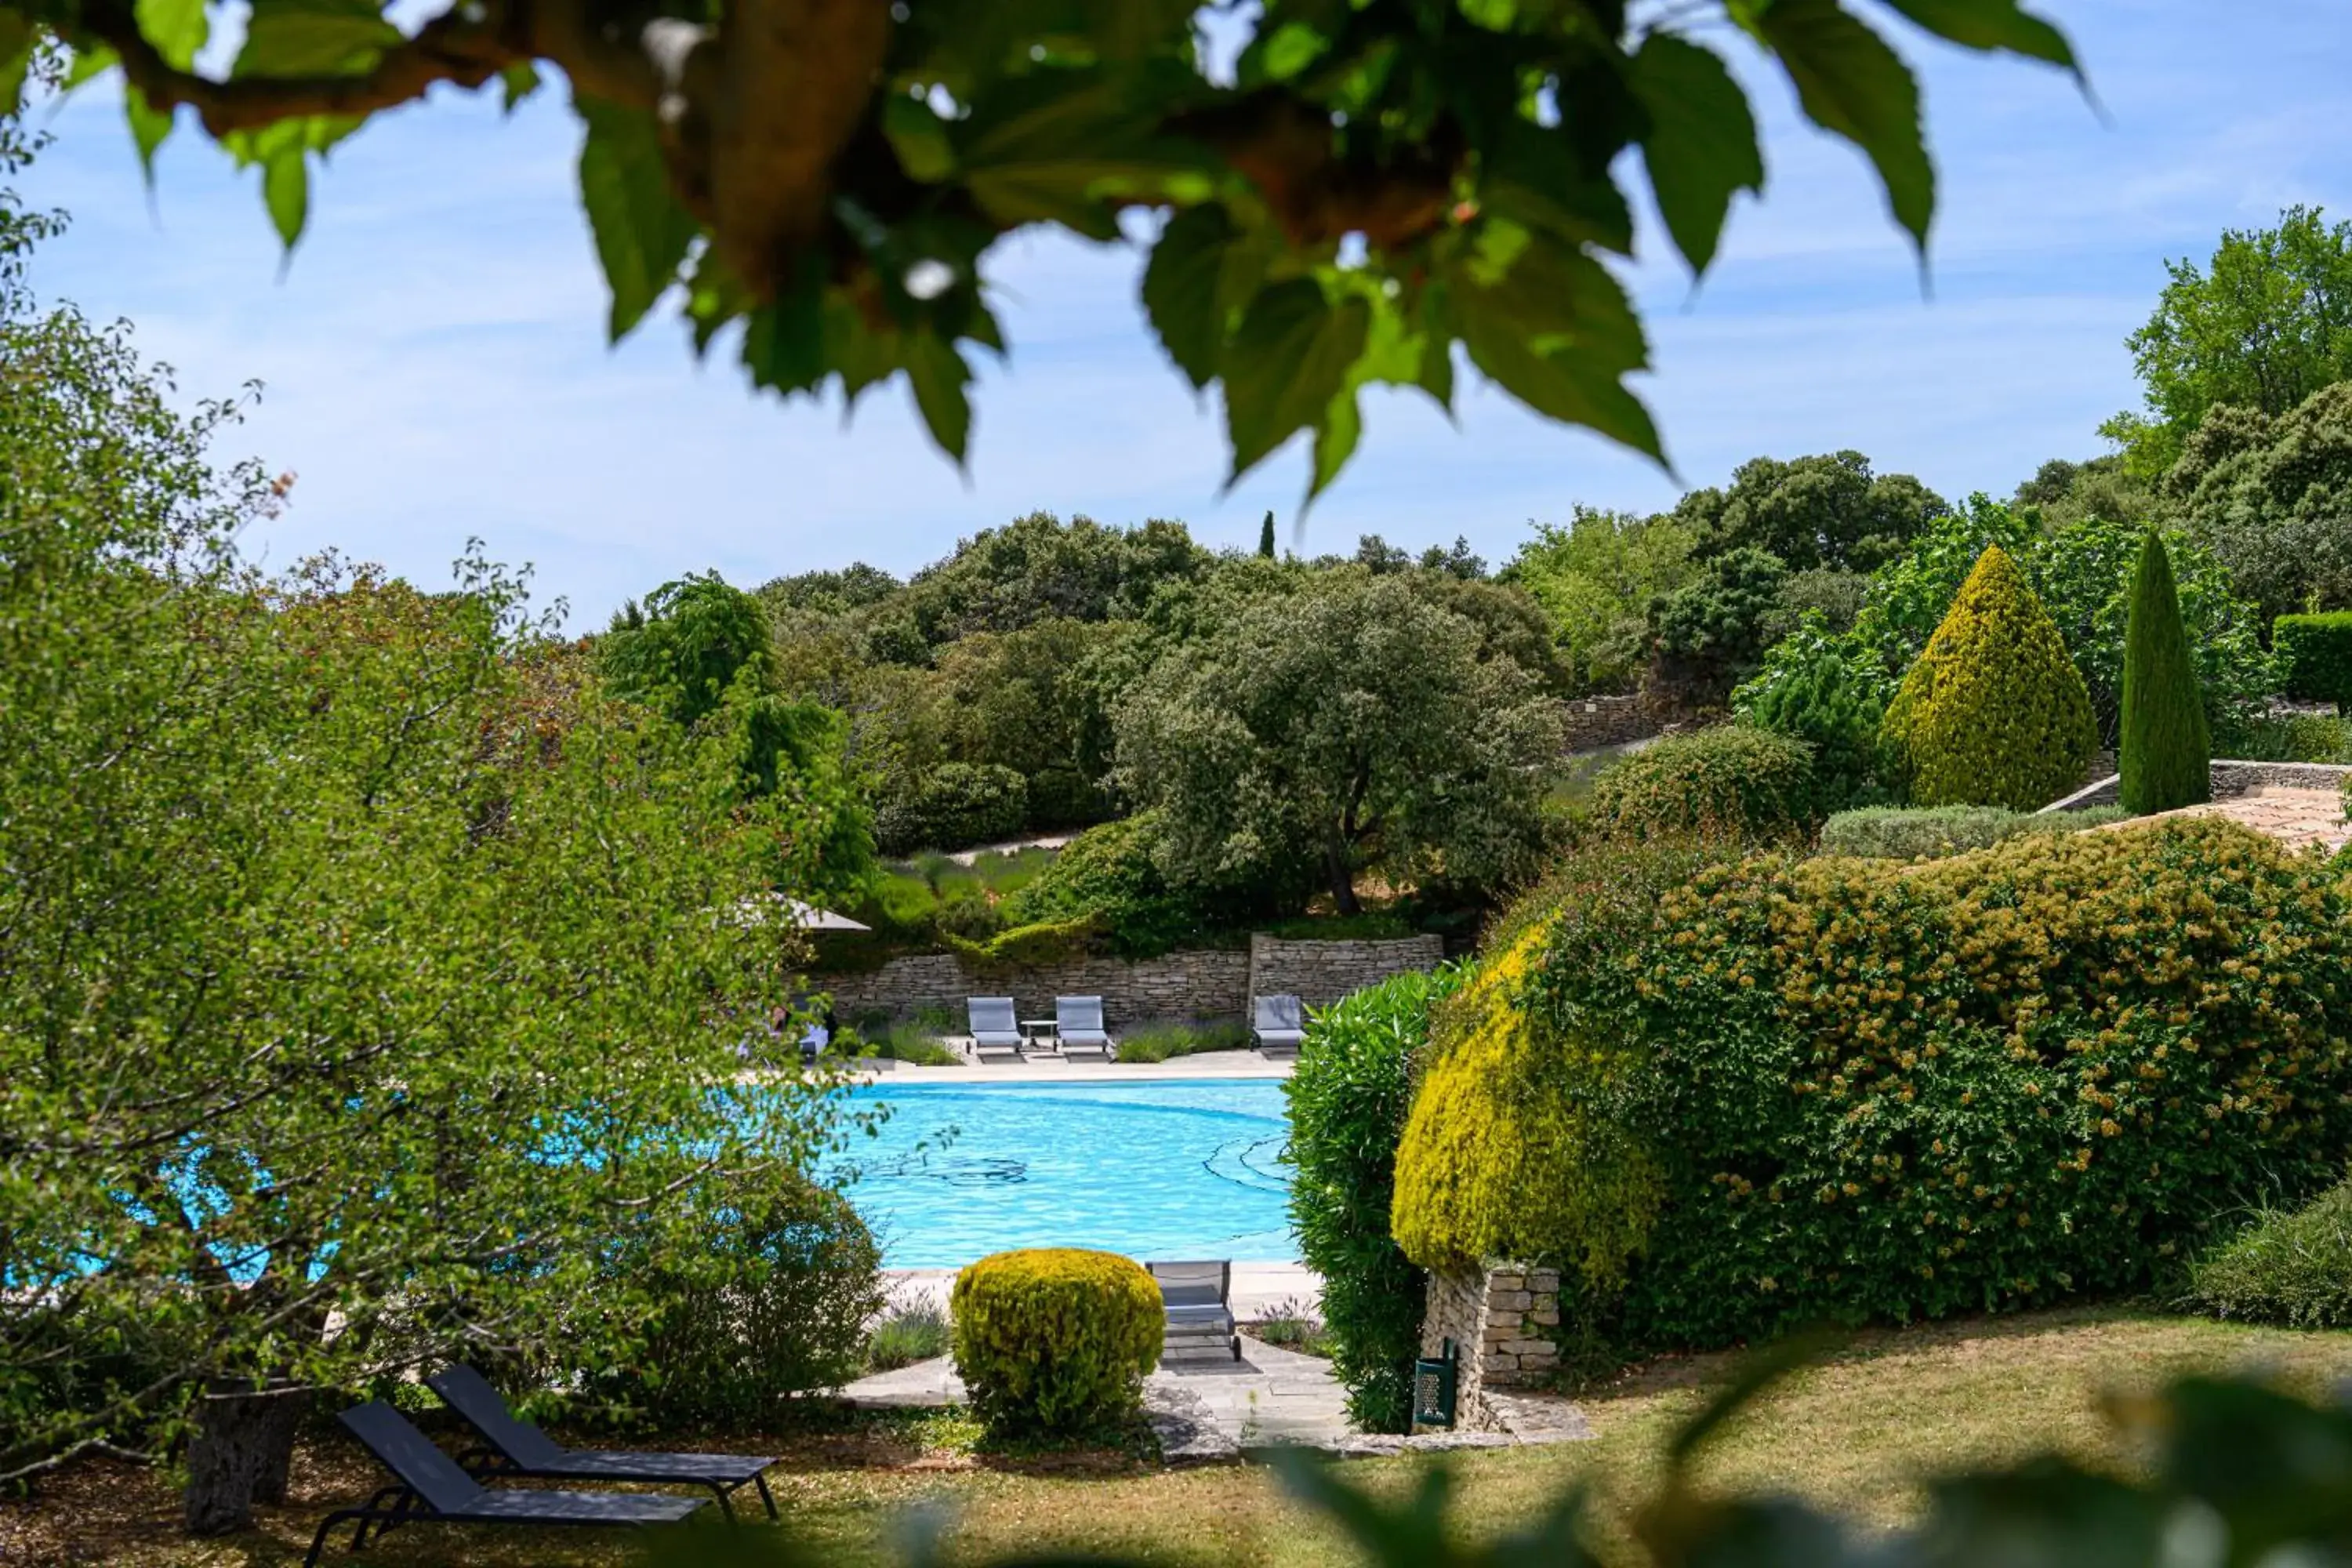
(18, 3), (2349, 629)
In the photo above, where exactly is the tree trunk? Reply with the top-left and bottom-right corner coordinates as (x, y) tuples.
(183, 1381), (307, 1534)
(1323, 836), (1361, 916)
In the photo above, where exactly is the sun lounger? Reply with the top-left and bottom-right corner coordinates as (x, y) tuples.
(1055, 994), (1114, 1059)
(967, 996), (1023, 1062)
(1251, 994), (1306, 1058)
(427, 1364), (778, 1521)
(1149, 1258), (1240, 1364)
(303, 1403), (706, 1568)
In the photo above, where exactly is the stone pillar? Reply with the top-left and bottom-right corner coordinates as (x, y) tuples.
(1417, 1261), (1562, 1429)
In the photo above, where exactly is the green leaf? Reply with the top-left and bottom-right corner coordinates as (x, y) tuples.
(63, 42), (118, 89)
(883, 93), (956, 183)
(125, 89), (173, 177)
(262, 147), (308, 249)
(234, 0), (399, 78)
(1629, 33), (1764, 275)
(1447, 230), (1660, 460)
(903, 331), (974, 463)
(135, 0), (206, 67)
(1140, 204), (1235, 389)
(1480, 118), (1635, 256)
(1311, 293), (1442, 502)
(740, 264), (826, 396)
(499, 62), (541, 114)
(956, 68), (1208, 239)
(575, 96), (700, 341)
(1878, 0), (2076, 72)
(1220, 278), (1369, 484)
(1751, 0), (1933, 252)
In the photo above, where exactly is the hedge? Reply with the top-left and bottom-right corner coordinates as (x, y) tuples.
(1392, 819), (2352, 1352)
(949, 1248), (1162, 1435)
(1882, 546), (2096, 811)
(875, 762), (1029, 855)
(2276, 612), (2352, 714)
(1585, 726), (1821, 841)
(1283, 966), (1464, 1434)
(1817, 804), (2127, 860)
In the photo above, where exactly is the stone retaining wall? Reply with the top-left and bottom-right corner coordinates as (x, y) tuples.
(2043, 758), (2352, 814)
(813, 932), (1443, 1028)
(1559, 694), (1659, 750)
(1417, 1261), (1562, 1430)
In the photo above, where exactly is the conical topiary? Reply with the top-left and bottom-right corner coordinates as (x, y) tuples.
(2119, 531), (2212, 815)
(1880, 545), (2097, 811)
(1258, 509), (1276, 559)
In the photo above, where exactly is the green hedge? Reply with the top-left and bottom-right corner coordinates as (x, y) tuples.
(2181, 1177), (2352, 1330)
(1817, 804), (2127, 860)
(2276, 612), (2352, 713)
(1585, 726), (1820, 841)
(949, 1248), (1162, 1436)
(1393, 819), (2352, 1352)
(875, 762), (1029, 855)
(1284, 966), (1464, 1434)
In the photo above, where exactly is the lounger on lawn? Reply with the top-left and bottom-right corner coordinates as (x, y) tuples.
(1251, 994), (1306, 1058)
(303, 1403), (706, 1568)
(967, 996), (1023, 1062)
(428, 1364), (779, 1521)
(1149, 1258), (1240, 1364)
(1056, 994), (1114, 1059)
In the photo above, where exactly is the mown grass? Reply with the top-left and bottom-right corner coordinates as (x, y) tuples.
(13, 1306), (2352, 1566)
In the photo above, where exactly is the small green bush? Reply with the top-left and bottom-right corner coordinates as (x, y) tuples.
(864, 1301), (954, 1373)
(1286, 966), (1466, 1433)
(1115, 1018), (1249, 1063)
(943, 915), (1100, 969)
(949, 1249), (1162, 1436)
(1731, 614), (1893, 812)
(2181, 1178), (2352, 1330)
(1881, 546), (2097, 811)
(1586, 726), (1820, 840)
(2275, 612), (2352, 714)
(875, 762), (1029, 854)
(2213, 711), (2352, 764)
(2119, 532), (2212, 815)
(1001, 813), (1218, 957)
(1394, 819), (2352, 1352)
(1025, 766), (1112, 830)
(1817, 804), (2129, 860)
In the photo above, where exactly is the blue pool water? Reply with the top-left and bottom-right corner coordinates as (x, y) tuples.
(829, 1079), (1297, 1268)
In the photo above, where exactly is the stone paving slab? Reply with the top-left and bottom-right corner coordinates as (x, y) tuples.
(883, 1263), (1320, 1320)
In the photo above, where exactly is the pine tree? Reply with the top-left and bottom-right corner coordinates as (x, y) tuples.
(1880, 546), (2097, 811)
(1258, 510), (1276, 559)
(2119, 531), (2212, 814)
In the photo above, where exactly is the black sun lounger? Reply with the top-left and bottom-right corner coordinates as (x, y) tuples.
(428, 1363), (780, 1522)
(303, 1402), (707, 1567)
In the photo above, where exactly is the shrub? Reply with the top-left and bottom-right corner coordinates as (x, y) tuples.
(943, 915), (1101, 969)
(1001, 813), (1221, 957)
(1115, 1018), (1249, 1063)
(1731, 613), (1894, 812)
(1285, 966), (1466, 1433)
(1024, 765), (1111, 829)
(1585, 726), (1820, 841)
(864, 1301), (954, 1373)
(2213, 711), (2352, 764)
(1817, 804), (2129, 860)
(575, 1180), (884, 1428)
(2120, 533), (2212, 815)
(949, 1249), (1162, 1436)
(1393, 819), (2352, 1355)
(1881, 546), (2097, 811)
(2275, 612), (2352, 714)
(2179, 1178), (2352, 1330)
(875, 762), (1029, 854)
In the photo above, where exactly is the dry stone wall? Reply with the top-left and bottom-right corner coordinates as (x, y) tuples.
(1418, 1261), (1563, 1430)
(2043, 758), (2352, 813)
(1559, 695), (1660, 750)
(812, 933), (1442, 1028)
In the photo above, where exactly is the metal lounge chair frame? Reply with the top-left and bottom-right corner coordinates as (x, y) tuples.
(967, 995), (1024, 1061)
(428, 1364), (779, 1522)
(1149, 1258), (1241, 1363)
(1251, 993), (1307, 1058)
(1055, 994), (1115, 1059)
(302, 1402), (706, 1567)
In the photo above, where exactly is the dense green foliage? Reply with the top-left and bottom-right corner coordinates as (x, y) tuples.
(1587, 727), (1820, 841)
(1115, 572), (1560, 913)
(1817, 804), (2126, 859)
(2221, 711), (2352, 764)
(1671, 449), (1950, 574)
(1393, 820), (2352, 1354)
(1643, 545), (1790, 710)
(2274, 612), (2352, 713)
(31, 0), (2079, 484)
(1730, 614), (1893, 812)
(1507, 506), (1698, 694)
(1000, 814), (1236, 958)
(2119, 532), (2212, 814)
(2164, 382), (2352, 628)
(2181, 1178), (2352, 1330)
(949, 1250), (1162, 1437)
(2104, 206), (2352, 476)
(1284, 967), (1464, 1435)
(874, 760), (1029, 855)
(1881, 546), (2097, 810)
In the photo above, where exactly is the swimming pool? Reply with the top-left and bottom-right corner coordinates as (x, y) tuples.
(829, 1079), (1296, 1268)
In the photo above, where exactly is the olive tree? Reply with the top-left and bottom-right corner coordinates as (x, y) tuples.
(3, 1), (2078, 488)
(1112, 572), (1561, 913)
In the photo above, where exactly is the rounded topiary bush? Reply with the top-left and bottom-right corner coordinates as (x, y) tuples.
(1880, 545), (2096, 811)
(1393, 818), (2352, 1354)
(1585, 725), (1820, 841)
(875, 762), (1029, 854)
(949, 1248), (1162, 1435)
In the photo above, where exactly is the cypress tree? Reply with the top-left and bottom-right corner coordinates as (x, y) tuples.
(2119, 530), (2212, 815)
(1258, 509), (1276, 558)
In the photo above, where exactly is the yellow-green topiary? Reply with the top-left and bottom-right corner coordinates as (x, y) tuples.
(1880, 545), (2096, 811)
(949, 1248), (1162, 1435)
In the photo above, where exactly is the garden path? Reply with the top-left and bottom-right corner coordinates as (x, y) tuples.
(2111, 785), (2350, 855)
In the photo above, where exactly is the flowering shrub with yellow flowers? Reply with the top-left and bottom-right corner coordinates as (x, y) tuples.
(1393, 818), (2352, 1351)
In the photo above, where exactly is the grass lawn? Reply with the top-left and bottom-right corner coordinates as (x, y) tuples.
(12, 1305), (2351, 1566)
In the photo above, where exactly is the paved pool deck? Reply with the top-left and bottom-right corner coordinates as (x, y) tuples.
(833, 1049), (1294, 1083)
(884, 1261), (1319, 1319)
